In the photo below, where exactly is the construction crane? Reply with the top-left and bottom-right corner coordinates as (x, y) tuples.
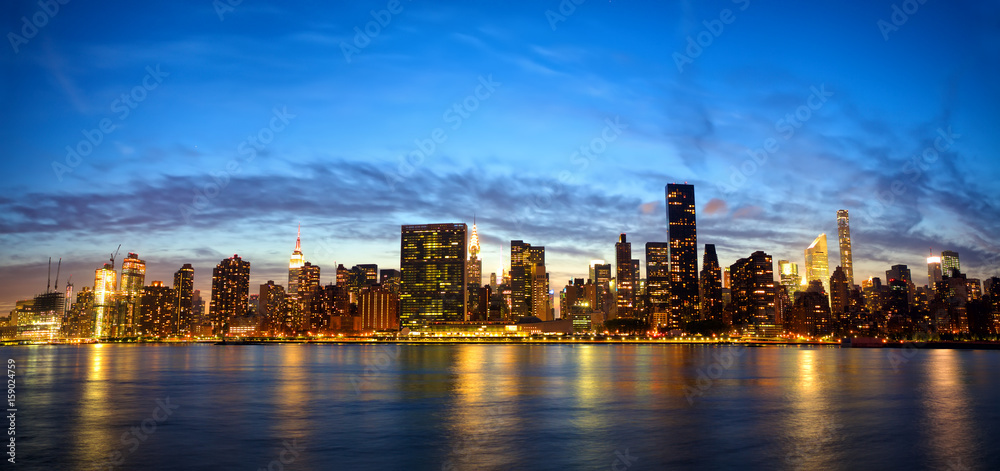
(110, 244), (121, 267)
(54, 258), (62, 291)
(47, 257), (52, 293)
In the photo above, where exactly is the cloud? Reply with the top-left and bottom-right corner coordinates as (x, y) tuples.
(703, 198), (728, 216)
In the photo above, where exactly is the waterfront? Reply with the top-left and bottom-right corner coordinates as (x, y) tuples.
(9, 344), (1000, 470)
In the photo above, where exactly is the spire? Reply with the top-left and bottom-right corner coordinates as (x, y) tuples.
(295, 224), (301, 252)
(289, 224), (304, 270)
(469, 218), (480, 260)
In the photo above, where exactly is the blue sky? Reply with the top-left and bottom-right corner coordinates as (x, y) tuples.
(2, 0), (999, 312)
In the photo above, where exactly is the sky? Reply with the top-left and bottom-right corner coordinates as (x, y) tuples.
(2, 0), (1000, 314)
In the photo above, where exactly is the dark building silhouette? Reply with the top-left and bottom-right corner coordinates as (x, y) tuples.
(729, 251), (775, 328)
(173, 264), (194, 336)
(615, 234), (635, 318)
(209, 254), (250, 336)
(667, 183), (698, 325)
(788, 280), (832, 337)
(830, 266), (850, 317)
(700, 244), (724, 322)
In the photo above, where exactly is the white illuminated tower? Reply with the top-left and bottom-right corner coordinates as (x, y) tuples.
(805, 234), (830, 295)
(288, 225), (305, 298)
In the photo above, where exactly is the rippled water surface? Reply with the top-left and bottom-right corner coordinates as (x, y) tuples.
(9, 343), (1000, 470)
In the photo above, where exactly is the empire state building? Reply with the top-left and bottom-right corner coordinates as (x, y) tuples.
(288, 225), (305, 298)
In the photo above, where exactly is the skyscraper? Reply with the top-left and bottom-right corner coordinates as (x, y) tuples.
(467, 221), (483, 314)
(173, 264), (194, 336)
(804, 234), (830, 295)
(93, 263), (117, 338)
(529, 246), (549, 320)
(941, 250), (960, 277)
(837, 210), (854, 287)
(927, 255), (943, 286)
(399, 224), (467, 326)
(700, 244), (723, 322)
(615, 234), (635, 318)
(259, 280), (290, 335)
(829, 266), (850, 318)
(119, 252), (146, 337)
(729, 251), (776, 327)
(359, 284), (399, 331)
(138, 281), (176, 337)
(297, 262), (321, 330)
(288, 226), (305, 298)
(510, 240), (531, 317)
(210, 254), (251, 336)
(777, 260), (800, 296)
(645, 242), (670, 326)
(666, 183), (699, 324)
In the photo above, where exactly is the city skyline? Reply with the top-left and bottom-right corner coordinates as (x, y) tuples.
(3, 205), (996, 318)
(3, 1), (1000, 313)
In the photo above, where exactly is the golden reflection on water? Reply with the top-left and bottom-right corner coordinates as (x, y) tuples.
(444, 345), (520, 470)
(76, 344), (114, 468)
(922, 350), (976, 469)
(272, 345), (309, 437)
(783, 348), (839, 470)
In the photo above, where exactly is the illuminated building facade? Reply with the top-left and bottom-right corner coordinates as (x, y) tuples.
(467, 221), (483, 315)
(259, 280), (291, 335)
(399, 223), (467, 326)
(360, 284), (399, 331)
(645, 242), (670, 326)
(119, 252), (146, 337)
(209, 254), (251, 336)
(297, 261), (322, 330)
(174, 264), (194, 335)
(93, 263), (118, 338)
(288, 226), (305, 298)
(778, 260), (800, 296)
(510, 240), (545, 319)
(139, 281), (176, 337)
(927, 256), (943, 286)
(804, 234), (830, 296)
(941, 250), (960, 277)
(667, 183), (699, 325)
(615, 234), (635, 318)
(836, 210), (854, 287)
(528, 246), (549, 320)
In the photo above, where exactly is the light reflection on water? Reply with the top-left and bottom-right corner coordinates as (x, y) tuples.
(10, 344), (1000, 470)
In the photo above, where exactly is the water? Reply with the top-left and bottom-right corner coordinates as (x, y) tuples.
(7, 343), (1000, 470)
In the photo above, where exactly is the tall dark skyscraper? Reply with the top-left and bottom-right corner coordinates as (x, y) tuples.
(729, 251), (776, 328)
(645, 242), (670, 326)
(399, 223), (467, 326)
(666, 183), (698, 324)
(173, 263), (194, 335)
(615, 234), (635, 318)
(209, 254), (251, 336)
(700, 244), (723, 322)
